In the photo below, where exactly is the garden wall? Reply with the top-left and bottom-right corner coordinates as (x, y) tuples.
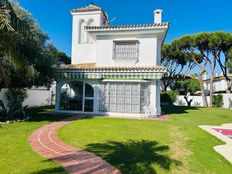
(0, 87), (55, 107)
(176, 94), (232, 109)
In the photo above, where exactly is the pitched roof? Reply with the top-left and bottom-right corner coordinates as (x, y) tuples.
(204, 74), (232, 82)
(71, 4), (108, 22)
(72, 4), (102, 13)
(85, 23), (169, 31)
(57, 63), (167, 72)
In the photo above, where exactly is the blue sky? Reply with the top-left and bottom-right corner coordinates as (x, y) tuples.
(18, 0), (232, 57)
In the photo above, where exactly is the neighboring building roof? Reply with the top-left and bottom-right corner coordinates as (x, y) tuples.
(204, 74), (232, 82)
(58, 63), (167, 72)
(85, 23), (169, 31)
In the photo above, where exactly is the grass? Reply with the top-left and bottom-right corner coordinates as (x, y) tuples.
(0, 106), (70, 174)
(58, 107), (232, 174)
(1, 106), (232, 173)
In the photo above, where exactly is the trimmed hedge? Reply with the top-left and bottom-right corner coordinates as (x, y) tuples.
(161, 91), (178, 105)
(212, 94), (224, 108)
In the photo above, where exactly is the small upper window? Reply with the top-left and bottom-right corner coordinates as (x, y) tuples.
(87, 19), (94, 43)
(113, 40), (139, 59)
(79, 20), (86, 43)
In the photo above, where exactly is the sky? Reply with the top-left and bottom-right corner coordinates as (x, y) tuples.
(17, 0), (232, 58)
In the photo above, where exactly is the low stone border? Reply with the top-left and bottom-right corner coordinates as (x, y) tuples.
(199, 124), (232, 164)
(29, 116), (121, 174)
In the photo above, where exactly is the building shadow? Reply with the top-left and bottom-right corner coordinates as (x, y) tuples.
(85, 140), (181, 174)
(161, 105), (199, 115)
(26, 106), (94, 122)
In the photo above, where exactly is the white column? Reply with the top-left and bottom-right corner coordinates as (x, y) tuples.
(150, 80), (161, 115)
(93, 83), (100, 113)
(55, 81), (62, 111)
(154, 36), (163, 66)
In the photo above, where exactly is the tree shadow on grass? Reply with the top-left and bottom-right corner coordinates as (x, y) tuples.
(85, 140), (181, 174)
(162, 105), (200, 115)
(26, 106), (94, 122)
(30, 167), (67, 174)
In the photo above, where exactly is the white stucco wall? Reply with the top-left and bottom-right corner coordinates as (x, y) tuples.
(150, 80), (161, 115)
(0, 88), (55, 107)
(71, 10), (165, 67)
(176, 94), (232, 109)
(95, 35), (162, 67)
(71, 11), (104, 64)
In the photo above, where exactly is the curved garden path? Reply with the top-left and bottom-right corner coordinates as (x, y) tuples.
(29, 116), (121, 174)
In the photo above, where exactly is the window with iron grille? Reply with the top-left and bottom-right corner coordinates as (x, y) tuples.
(113, 41), (139, 59)
(99, 82), (150, 113)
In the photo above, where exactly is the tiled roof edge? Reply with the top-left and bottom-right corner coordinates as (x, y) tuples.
(57, 64), (167, 72)
(85, 23), (169, 30)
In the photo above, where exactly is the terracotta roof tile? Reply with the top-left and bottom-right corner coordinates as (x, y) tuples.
(72, 4), (102, 13)
(85, 23), (169, 31)
(58, 63), (167, 72)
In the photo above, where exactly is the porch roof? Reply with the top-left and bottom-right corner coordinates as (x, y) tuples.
(85, 23), (169, 31)
(55, 64), (166, 80)
(57, 63), (167, 72)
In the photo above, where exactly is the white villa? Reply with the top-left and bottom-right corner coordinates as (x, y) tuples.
(55, 4), (169, 117)
(204, 74), (232, 93)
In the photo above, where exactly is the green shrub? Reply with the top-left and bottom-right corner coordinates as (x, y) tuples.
(0, 88), (28, 121)
(161, 91), (178, 105)
(6, 88), (28, 104)
(212, 94), (224, 108)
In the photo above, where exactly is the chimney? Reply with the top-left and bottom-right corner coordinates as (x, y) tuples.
(154, 9), (163, 24)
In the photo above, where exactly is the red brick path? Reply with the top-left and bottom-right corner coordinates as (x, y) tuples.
(29, 117), (121, 174)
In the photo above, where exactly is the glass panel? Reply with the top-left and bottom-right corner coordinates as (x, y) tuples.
(60, 81), (83, 111)
(99, 82), (150, 113)
(84, 99), (93, 112)
(85, 83), (94, 97)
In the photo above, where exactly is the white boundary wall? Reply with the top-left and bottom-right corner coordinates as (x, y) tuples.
(0, 87), (55, 107)
(176, 94), (232, 109)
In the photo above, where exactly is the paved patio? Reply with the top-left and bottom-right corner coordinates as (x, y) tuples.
(29, 116), (121, 174)
(199, 124), (232, 164)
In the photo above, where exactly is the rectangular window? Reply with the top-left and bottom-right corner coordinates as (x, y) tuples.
(99, 82), (150, 113)
(113, 40), (139, 59)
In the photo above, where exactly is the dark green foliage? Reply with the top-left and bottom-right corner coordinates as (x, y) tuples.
(161, 91), (178, 105)
(0, 1), (70, 89)
(0, 88), (28, 121)
(161, 44), (196, 91)
(212, 94), (224, 108)
(5, 88), (28, 104)
(173, 78), (200, 107)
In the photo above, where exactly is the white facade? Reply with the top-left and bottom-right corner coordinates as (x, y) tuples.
(204, 75), (232, 92)
(55, 4), (168, 117)
(71, 5), (166, 67)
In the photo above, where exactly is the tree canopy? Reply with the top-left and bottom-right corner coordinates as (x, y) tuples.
(161, 43), (196, 91)
(0, 0), (70, 89)
(167, 32), (232, 107)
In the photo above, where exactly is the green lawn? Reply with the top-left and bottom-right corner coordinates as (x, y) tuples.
(1, 106), (232, 174)
(0, 106), (69, 174)
(58, 107), (232, 174)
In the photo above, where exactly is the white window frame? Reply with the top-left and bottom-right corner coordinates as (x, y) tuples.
(113, 40), (139, 60)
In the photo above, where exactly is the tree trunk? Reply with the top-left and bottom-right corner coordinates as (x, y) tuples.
(198, 75), (208, 107)
(184, 95), (193, 107)
(226, 80), (232, 93)
(209, 71), (215, 107)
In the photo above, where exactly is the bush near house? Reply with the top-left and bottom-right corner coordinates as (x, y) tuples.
(0, 88), (28, 121)
(212, 94), (224, 107)
(161, 91), (178, 105)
